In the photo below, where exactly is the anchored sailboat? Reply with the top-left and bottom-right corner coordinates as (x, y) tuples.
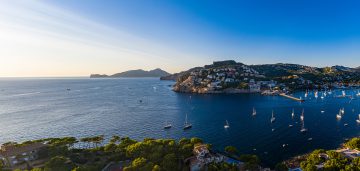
(336, 109), (342, 120)
(252, 107), (257, 116)
(183, 114), (192, 130)
(291, 108), (295, 118)
(300, 109), (304, 121)
(314, 91), (318, 98)
(224, 120), (230, 129)
(271, 110), (276, 123)
(300, 112), (307, 133)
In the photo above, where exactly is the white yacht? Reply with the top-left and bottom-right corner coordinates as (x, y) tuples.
(164, 121), (172, 129)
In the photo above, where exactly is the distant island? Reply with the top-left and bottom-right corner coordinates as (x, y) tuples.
(90, 68), (170, 78)
(162, 60), (360, 94)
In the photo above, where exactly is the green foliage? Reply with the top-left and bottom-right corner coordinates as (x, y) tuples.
(152, 165), (161, 171)
(161, 153), (178, 171)
(190, 137), (203, 144)
(225, 146), (238, 155)
(207, 162), (238, 171)
(274, 163), (288, 171)
(44, 156), (74, 171)
(345, 137), (360, 150)
(238, 154), (260, 170)
(123, 157), (154, 171)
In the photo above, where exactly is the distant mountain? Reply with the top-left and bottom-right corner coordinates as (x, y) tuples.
(90, 68), (170, 78)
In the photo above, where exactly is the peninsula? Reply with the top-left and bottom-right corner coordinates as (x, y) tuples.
(90, 68), (170, 78)
(163, 60), (360, 94)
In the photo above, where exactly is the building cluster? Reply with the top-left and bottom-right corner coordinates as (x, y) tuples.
(179, 65), (278, 93)
(187, 144), (244, 171)
(0, 142), (47, 170)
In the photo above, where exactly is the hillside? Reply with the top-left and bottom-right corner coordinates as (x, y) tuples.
(90, 68), (170, 78)
(164, 60), (360, 93)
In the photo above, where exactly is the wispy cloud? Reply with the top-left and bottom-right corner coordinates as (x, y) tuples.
(0, 0), (199, 76)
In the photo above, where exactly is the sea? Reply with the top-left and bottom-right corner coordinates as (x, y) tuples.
(0, 77), (359, 166)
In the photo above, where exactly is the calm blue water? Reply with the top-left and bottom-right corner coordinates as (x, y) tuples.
(0, 78), (359, 166)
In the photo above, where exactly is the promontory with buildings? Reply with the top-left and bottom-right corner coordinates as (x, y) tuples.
(161, 60), (360, 94)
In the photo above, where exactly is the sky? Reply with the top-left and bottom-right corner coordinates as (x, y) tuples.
(0, 0), (360, 77)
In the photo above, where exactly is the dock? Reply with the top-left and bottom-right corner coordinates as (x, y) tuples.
(279, 93), (305, 102)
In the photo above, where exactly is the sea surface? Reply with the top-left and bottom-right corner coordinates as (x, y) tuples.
(0, 78), (359, 166)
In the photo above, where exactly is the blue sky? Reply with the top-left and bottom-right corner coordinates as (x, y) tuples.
(0, 0), (359, 76)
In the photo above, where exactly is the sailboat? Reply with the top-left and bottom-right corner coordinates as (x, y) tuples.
(336, 109), (342, 120)
(164, 121), (172, 129)
(314, 91), (318, 98)
(183, 114), (192, 130)
(291, 108), (295, 118)
(224, 120), (230, 129)
(304, 91), (308, 98)
(356, 91), (360, 97)
(252, 107), (257, 116)
(356, 114), (360, 123)
(341, 108), (345, 114)
(300, 109), (304, 121)
(342, 90), (346, 97)
(300, 115), (307, 133)
(271, 110), (276, 123)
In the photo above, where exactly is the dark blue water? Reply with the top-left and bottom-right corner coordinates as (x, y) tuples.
(0, 78), (359, 166)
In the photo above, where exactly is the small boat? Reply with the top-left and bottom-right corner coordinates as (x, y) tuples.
(67, 88), (71, 91)
(356, 114), (360, 123)
(357, 91), (360, 97)
(308, 138), (313, 141)
(344, 123), (348, 126)
(289, 124), (293, 127)
(183, 114), (192, 130)
(341, 108), (345, 114)
(336, 109), (342, 120)
(224, 120), (230, 129)
(342, 90), (346, 97)
(270, 110), (276, 123)
(164, 121), (172, 129)
(272, 128), (275, 132)
(314, 91), (318, 98)
(321, 110), (325, 113)
(291, 108), (295, 118)
(252, 107), (256, 116)
(300, 113), (307, 133)
(300, 109), (304, 121)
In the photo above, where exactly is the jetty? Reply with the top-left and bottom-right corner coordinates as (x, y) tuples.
(279, 93), (305, 102)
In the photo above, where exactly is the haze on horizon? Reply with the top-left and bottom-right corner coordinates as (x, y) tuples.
(0, 0), (360, 77)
